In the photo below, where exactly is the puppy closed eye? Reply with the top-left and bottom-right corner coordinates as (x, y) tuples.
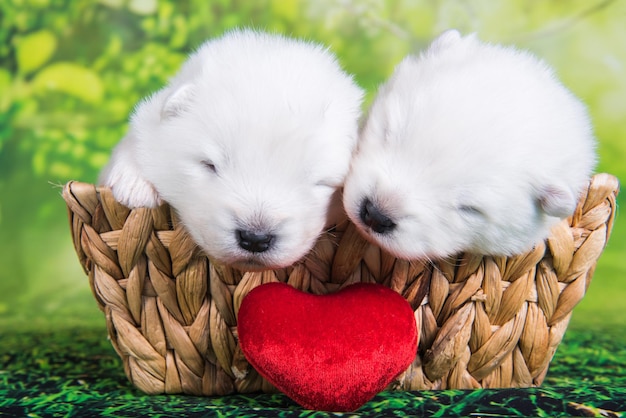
(458, 205), (485, 218)
(315, 179), (339, 190)
(201, 160), (218, 174)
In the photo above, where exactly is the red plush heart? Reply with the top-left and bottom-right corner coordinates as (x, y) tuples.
(237, 282), (418, 412)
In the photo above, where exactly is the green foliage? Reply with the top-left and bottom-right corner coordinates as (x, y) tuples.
(2, 0), (626, 183)
(1, 328), (624, 416)
(0, 1), (624, 333)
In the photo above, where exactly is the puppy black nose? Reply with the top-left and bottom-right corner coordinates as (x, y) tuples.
(359, 198), (396, 234)
(236, 229), (274, 253)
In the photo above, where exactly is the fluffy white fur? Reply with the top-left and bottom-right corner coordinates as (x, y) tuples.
(343, 30), (596, 260)
(100, 29), (364, 270)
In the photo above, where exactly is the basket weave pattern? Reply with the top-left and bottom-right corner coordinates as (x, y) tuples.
(63, 173), (618, 395)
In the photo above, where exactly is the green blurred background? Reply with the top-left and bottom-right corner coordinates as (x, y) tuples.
(0, 0), (624, 333)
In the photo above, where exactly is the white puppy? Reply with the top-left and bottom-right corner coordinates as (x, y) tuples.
(343, 30), (596, 260)
(100, 29), (363, 270)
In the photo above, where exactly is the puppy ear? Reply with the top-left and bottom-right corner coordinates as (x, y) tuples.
(430, 29), (462, 51)
(161, 83), (195, 119)
(537, 184), (577, 218)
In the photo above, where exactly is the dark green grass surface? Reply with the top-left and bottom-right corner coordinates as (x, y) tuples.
(1, 326), (624, 417)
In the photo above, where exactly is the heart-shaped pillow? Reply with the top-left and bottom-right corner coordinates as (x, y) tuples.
(237, 282), (418, 411)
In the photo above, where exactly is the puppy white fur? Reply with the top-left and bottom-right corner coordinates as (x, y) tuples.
(100, 29), (364, 270)
(343, 30), (596, 260)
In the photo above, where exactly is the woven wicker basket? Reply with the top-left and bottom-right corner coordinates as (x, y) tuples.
(63, 173), (618, 396)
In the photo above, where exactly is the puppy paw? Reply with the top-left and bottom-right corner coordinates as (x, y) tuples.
(99, 140), (162, 208)
(538, 184), (577, 219)
(109, 175), (162, 208)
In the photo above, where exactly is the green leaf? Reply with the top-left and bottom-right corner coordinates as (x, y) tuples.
(0, 69), (12, 112)
(0, 68), (10, 89)
(32, 62), (104, 104)
(270, 0), (298, 21)
(128, 0), (157, 15)
(15, 29), (58, 74)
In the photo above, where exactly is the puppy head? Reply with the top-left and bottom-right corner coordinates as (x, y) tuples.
(344, 30), (593, 260)
(344, 149), (555, 260)
(132, 30), (363, 270)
